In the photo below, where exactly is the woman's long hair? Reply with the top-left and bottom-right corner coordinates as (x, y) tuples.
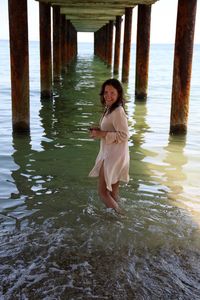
(99, 78), (126, 114)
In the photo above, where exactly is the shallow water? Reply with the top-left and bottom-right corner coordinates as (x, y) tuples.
(0, 41), (200, 299)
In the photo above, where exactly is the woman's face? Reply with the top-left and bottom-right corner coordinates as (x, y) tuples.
(103, 85), (118, 107)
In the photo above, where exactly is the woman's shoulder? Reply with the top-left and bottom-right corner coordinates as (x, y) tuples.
(113, 105), (127, 117)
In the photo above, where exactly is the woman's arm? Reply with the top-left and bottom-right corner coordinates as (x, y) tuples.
(89, 107), (129, 142)
(105, 107), (129, 144)
(89, 129), (107, 139)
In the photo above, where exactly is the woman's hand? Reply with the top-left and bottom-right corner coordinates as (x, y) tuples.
(89, 128), (106, 139)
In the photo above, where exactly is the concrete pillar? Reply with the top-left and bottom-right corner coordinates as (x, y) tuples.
(107, 21), (114, 67)
(95, 25), (107, 63)
(64, 19), (68, 66)
(96, 30), (100, 58)
(39, 2), (52, 99)
(96, 27), (102, 60)
(66, 20), (70, 65)
(53, 6), (61, 80)
(8, 0), (30, 133)
(72, 26), (77, 59)
(67, 21), (72, 64)
(170, 0), (197, 134)
(103, 26), (107, 62)
(114, 16), (122, 74)
(135, 5), (151, 99)
(61, 15), (67, 72)
(105, 24), (109, 65)
(122, 8), (133, 82)
(94, 32), (97, 55)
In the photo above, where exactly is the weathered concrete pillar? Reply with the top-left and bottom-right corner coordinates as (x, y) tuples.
(65, 19), (70, 65)
(135, 5), (151, 99)
(96, 28), (101, 59)
(72, 26), (77, 60)
(39, 2), (52, 99)
(170, 0), (197, 135)
(69, 22), (76, 63)
(95, 25), (107, 63)
(74, 29), (78, 57)
(94, 32), (97, 56)
(61, 15), (66, 72)
(95, 30), (100, 58)
(122, 8), (133, 82)
(102, 26), (107, 62)
(53, 6), (61, 80)
(8, 0), (30, 133)
(64, 19), (68, 66)
(67, 21), (73, 64)
(105, 24), (109, 65)
(107, 21), (114, 67)
(114, 16), (122, 74)
(70, 22), (75, 63)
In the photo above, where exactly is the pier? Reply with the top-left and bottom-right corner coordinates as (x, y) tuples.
(7, 0), (197, 134)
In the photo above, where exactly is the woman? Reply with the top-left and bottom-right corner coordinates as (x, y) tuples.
(89, 78), (130, 213)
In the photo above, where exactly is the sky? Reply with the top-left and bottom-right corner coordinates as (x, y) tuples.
(0, 0), (199, 44)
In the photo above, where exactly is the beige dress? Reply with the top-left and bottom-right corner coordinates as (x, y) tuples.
(89, 106), (130, 191)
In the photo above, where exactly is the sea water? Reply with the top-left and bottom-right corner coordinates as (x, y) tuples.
(0, 40), (200, 299)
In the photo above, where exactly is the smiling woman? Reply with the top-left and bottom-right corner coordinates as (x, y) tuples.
(89, 78), (130, 213)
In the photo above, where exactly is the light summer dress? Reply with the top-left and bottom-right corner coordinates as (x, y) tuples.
(89, 106), (130, 191)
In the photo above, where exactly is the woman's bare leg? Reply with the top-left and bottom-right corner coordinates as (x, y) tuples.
(111, 182), (119, 202)
(98, 163), (119, 211)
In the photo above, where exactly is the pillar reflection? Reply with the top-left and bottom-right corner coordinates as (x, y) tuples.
(163, 135), (187, 200)
(11, 133), (33, 198)
(128, 99), (151, 192)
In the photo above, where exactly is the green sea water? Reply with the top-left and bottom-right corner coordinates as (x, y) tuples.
(0, 41), (200, 299)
